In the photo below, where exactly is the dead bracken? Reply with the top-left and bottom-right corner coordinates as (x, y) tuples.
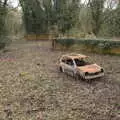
(0, 41), (120, 120)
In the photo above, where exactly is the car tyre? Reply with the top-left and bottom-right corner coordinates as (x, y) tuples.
(75, 74), (80, 80)
(86, 79), (92, 84)
(59, 66), (64, 73)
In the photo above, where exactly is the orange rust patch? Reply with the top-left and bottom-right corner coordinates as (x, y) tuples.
(78, 64), (101, 73)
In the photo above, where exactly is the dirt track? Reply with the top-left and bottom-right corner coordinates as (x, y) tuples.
(0, 41), (120, 120)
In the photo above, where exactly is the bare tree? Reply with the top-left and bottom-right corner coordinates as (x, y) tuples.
(105, 0), (119, 9)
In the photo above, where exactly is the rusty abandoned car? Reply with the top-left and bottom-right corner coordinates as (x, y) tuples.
(59, 53), (104, 80)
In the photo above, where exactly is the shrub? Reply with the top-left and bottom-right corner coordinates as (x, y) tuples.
(0, 36), (11, 49)
(55, 38), (120, 54)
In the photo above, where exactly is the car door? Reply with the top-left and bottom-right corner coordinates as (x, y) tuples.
(64, 58), (75, 76)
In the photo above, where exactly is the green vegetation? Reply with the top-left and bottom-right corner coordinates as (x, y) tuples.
(0, 0), (24, 49)
(0, 0), (8, 48)
(0, 0), (120, 49)
(19, 0), (120, 38)
(19, 0), (80, 34)
(101, 4), (120, 37)
(55, 38), (120, 55)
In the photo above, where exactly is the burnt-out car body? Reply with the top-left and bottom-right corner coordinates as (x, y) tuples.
(59, 53), (104, 80)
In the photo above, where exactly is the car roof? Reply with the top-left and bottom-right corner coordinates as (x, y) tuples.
(62, 53), (88, 59)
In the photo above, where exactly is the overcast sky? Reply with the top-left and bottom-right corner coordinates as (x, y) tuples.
(8, 0), (19, 7)
(9, 0), (119, 9)
(9, 0), (87, 7)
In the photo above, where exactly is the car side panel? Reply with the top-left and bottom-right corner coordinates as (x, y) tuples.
(61, 63), (74, 76)
(65, 64), (75, 76)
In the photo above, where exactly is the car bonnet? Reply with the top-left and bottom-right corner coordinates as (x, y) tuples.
(77, 64), (101, 73)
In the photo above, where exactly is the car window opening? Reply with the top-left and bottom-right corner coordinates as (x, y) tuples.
(74, 58), (90, 66)
(66, 59), (74, 66)
(62, 59), (65, 63)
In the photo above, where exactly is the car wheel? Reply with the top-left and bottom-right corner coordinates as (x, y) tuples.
(59, 66), (64, 73)
(75, 74), (80, 80)
(86, 79), (92, 83)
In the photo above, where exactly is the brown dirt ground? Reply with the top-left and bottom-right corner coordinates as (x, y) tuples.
(0, 40), (120, 120)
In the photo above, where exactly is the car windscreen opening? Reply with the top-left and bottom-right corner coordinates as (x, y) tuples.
(74, 58), (91, 66)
